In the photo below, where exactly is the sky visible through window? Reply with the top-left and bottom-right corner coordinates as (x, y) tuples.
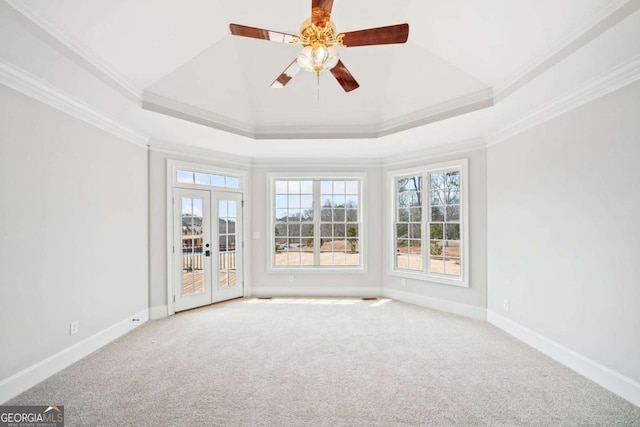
(177, 170), (239, 188)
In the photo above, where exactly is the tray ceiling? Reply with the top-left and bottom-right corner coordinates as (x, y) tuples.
(11, 0), (628, 140)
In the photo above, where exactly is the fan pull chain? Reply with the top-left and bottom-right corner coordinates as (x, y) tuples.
(317, 73), (320, 103)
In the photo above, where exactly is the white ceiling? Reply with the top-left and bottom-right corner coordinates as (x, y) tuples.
(8, 0), (633, 154)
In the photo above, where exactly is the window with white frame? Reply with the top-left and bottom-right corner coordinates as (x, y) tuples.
(177, 170), (240, 189)
(396, 176), (423, 271)
(273, 178), (361, 268)
(392, 160), (468, 286)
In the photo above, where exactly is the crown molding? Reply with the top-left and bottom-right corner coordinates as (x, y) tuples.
(250, 157), (383, 168)
(148, 139), (251, 168)
(150, 136), (486, 169)
(494, 0), (639, 101)
(145, 88), (493, 140)
(376, 88), (494, 137)
(0, 58), (149, 149)
(250, 125), (380, 140)
(4, 0), (142, 102)
(0, 57), (490, 168)
(144, 91), (382, 139)
(487, 54), (640, 147)
(383, 138), (487, 169)
(142, 91), (256, 139)
(209, 88), (492, 140)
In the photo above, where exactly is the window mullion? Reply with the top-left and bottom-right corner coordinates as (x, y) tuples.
(313, 180), (321, 266)
(393, 181), (397, 270)
(423, 172), (429, 274)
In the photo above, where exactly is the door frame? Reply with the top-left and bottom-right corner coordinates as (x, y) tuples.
(166, 159), (250, 316)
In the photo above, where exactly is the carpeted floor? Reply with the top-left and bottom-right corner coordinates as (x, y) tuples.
(7, 298), (640, 426)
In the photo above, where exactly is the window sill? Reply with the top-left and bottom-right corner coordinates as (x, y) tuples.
(269, 266), (368, 275)
(389, 270), (469, 288)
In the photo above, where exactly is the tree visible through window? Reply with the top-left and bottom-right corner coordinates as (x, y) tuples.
(274, 180), (314, 266)
(396, 176), (423, 271)
(274, 179), (361, 268)
(428, 171), (461, 276)
(394, 164), (464, 282)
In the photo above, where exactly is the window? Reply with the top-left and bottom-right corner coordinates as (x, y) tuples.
(396, 176), (423, 271)
(274, 180), (315, 266)
(428, 170), (461, 276)
(272, 178), (362, 268)
(177, 170), (240, 189)
(320, 180), (360, 266)
(391, 159), (468, 286)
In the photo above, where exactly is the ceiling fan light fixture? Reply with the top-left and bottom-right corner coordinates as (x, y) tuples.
(296, 44), (339, 74)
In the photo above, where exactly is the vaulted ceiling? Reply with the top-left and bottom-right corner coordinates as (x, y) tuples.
(4, 0), (638, 156)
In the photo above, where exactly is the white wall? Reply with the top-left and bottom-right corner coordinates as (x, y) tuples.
(249, 165), (384, 297)
(487, 81), (640, 383)
(382, 149), (488, 313)
(0, 85), (148, 381)
(148, 148), (167, 314)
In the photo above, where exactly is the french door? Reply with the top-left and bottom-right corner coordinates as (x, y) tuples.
(174, 188), (243, 312)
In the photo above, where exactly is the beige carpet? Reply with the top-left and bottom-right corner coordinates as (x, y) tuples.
(8, 298), (640, 426)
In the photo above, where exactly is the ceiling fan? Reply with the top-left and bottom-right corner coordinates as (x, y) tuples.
(229, 0), (409, 92)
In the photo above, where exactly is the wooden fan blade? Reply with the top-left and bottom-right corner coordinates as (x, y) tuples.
(341, 23), (409, 47)
(229, 24), (296, 43)
(330, 60), (359, 92)
(312, 0), (334, 28)
(271, 60), (302, 88)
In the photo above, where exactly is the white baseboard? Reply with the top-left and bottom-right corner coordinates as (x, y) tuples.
(383, 288), (487, 321)
(487, 310), (640, 407)
(249, 286), (382, 298)
(150, 305), (168, 320)
(0, 308), (149, 404)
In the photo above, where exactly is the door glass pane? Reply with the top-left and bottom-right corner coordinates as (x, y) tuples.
(218, 199), (238, 289)
(182, 198), (204, 296)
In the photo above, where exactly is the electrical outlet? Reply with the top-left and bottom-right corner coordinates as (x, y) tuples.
(401, 279), (406, 287)
(503, 299), (510, 312)
(69, 321), (79, 335)
(289, 275), (294, 283)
